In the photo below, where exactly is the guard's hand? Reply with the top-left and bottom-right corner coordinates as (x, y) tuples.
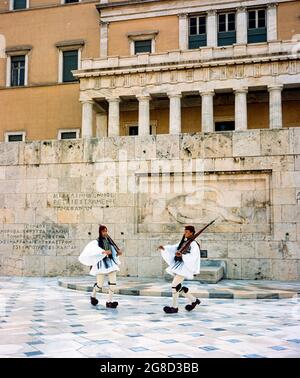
(117, 250), (123, 256)
(175, 251), (182, 257)
(158, 246), (165, 251)
(102, 250), (112, 255)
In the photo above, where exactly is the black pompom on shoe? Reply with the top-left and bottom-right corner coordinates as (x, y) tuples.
(185, 298), (201, 312)
(90, 297), (98, 306)
(163, 306), (178, 314)
(106, 302), (118, 309)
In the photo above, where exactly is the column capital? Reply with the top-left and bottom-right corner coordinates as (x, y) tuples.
(268, 84), (283, 92)
(207, 9), (217, 16)
(178, 13), (188, 19)
(99, 20), (110, 26)
(106, 97), (120, 103)
(267, 3), (278, 9)
(167, 92), (182, 99)
(234, 87), (248, 94)
(236, 6), (246, 12)
(80, 99), (94, 105)
(137, 95), (151, 101)
(200, 90), (215, 97)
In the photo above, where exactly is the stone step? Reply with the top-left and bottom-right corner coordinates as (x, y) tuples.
(194, 266), (224, 283)
(57, 276), (299, 299)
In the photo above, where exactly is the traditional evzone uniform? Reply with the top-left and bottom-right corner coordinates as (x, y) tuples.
(160, 236), (201, 313)
(79, 235), (121, 308)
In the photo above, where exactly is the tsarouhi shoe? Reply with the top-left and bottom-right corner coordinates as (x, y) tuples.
(106, 302), (118, 309)
(163, 306), (178, 314)
(90, 297), (98, 306)
(185, 298), (201, 312)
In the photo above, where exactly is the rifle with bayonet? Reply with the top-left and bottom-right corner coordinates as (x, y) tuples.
(177, 218), (218, 256)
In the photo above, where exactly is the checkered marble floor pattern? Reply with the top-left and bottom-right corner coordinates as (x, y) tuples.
(0, 277), (299, 358)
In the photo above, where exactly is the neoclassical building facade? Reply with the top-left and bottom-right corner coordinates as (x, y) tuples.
(75, 0), (300, 139)
(0, 1), (300, 280)
(0, 0), (299, 140)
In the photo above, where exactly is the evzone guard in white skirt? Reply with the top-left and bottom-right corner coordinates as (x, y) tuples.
(78, 225), (122, 309)
(158, 225), (201, 314)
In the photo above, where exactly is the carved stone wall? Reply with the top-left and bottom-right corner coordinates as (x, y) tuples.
(0, 128), (299, 280)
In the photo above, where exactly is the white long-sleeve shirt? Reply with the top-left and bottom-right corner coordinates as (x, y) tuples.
(78, 240), (120, 276)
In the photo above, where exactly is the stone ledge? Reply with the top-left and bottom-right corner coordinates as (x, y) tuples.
(57, 276), (299, 300)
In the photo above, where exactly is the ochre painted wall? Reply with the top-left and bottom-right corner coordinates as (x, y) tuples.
(283, 100), (300, 127)
(0, 1), (99, 141)
(0, 3), (99, 86)
(0, 84), (81, 141)
(0, 0), (97, 12)
(108, 15), (179, 57)
(248, 102), (269, 129)
(278, 1), (300, 40)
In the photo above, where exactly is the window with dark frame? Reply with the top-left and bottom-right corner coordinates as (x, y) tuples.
(11, 55), (25, 86)
(134, 40), (152, 54)
(128, 125), (154, 136)
(7, 134), (24, 142)
(13, 0), (27, 10)
(60, 131), (78, 140)
(218, 12), (236, 46)
(188, 15), (207, 49)
(62, 50), (78, 82)
(248, 9), (267, 43)
(128, 126), (139, 136)
(215, 121), (235, 132)
(64, 0), (79, 3)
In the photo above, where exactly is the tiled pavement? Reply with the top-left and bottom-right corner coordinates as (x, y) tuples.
(0, 276), (300, 358)
(58, 276), (300, 299)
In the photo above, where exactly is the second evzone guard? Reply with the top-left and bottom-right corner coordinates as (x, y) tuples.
(158, 225), (201, 314)
(78, 225), (122, 309)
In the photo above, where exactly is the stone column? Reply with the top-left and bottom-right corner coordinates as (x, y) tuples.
(207, 10), (217, 47)
(200, 91), (215, 132)
(236, 7), (247, 45)
(235, 88), (248, 131)
(137, 95), (150, 136)
(100, 21), (109, 58)
(267, 4), (277, 42)
(81, 100), (94, 138)
(107, 97), (120, 136)
(168, 93), (182, 134)
(96, 113), (108, 137)
(268, 85), (283, 129)
(178, 14), (188, 50)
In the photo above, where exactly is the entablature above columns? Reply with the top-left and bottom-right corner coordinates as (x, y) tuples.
(78, 59), (300, 101)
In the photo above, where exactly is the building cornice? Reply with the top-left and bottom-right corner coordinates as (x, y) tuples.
(97, 0), (289, 22)
(96, 0), (168, 12)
